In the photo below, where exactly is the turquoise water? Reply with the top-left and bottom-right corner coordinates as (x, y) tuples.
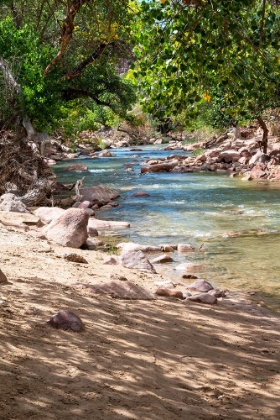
(53, 146), (280, 308)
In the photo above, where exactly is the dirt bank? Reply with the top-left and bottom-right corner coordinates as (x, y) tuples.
(0, 226), (280, 420)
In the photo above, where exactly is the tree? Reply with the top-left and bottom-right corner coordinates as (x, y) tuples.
(0, 0), (136, 133)
(134, 0), (280, 152)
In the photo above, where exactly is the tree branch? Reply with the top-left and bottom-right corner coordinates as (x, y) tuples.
(66, 43), (109, 80)
(62, 87), (111, 106)
(44, 0), (90, 76)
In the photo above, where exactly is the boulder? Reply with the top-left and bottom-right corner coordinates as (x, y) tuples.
(249, 151), (268, 165)
(81, 185), (120, 206)
(43, 208), (89, 248)
(33, 207), (65, 224)
(66, 164), (88, 171)
(249, 163), (268, 179)
(0, 193), (30, 213)
(0, 269), (8, 284)
(141, 163), (177, 173)
(99, 150), (115, 157)
(88, 217), (130, 230)
(73, 280), (155, 300)
(119, 250), (156, 273)
(177, 243), (195, 252)
(150, 254), (174, 264)
(131, 191), (150, 197)
(0, 210), (40, 226)
(85, 238), (103, 250)
(47, 310), (84, 332)
(186, 293), (217, 305)
(117, 242), (161, 253)
(186, 279), (214, 292)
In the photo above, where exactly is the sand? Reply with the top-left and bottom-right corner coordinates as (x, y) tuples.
(0, 225), (280, 420)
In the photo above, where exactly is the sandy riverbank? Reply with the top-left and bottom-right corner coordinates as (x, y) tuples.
(0, 225), (280, 420)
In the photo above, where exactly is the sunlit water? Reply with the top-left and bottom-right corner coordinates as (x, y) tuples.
(53, 146), (280, 311)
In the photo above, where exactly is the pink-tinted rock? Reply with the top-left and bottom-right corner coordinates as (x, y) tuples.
(0, 269), (8, 284)
(155, 288), (184, 299)
(66, 164), (88, 171)
(103, 257), (119, 265)
(74, 281), (156, 300)
(88, 218), (130, 230)
(117, 242), (161, 253)
(131, 191), (150, 197)
(150, 254), (174, 264)
(161, 244), (177, 252)
(186, 293), (217, 304)
(87, 226), (99, 236)
(33, 207), (65, 224)
(249, 163), (268, 179)
(177, 243), (195, 252)
(47, 310), (84, 332)
(141, 163), (177, 173)
(72, 200), (91, 209)
(208, 289), (227, 298)
(43, 208), (89, 248)
(119, 250), (156, 273)
(187, 279), (214, 292)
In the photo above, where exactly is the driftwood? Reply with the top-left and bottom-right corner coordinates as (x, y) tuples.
(72, 176), (85, 202)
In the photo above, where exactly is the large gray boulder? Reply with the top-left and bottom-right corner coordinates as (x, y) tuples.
(119, 250), (156, 273)
(81, 185), (119, 206)
(43, 208), (89, 248)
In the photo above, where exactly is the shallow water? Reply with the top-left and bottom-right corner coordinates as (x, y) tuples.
(54, 146), (280, 310)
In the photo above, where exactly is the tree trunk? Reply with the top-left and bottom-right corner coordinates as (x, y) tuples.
(257, 116), (268, 154)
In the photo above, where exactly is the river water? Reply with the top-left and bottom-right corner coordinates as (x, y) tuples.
(53, 145), (280, 310)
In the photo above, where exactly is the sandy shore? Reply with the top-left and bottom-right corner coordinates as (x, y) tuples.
(1, 225), (280, 420)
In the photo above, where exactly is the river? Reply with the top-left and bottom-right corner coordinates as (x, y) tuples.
(53, 145), (280, 311)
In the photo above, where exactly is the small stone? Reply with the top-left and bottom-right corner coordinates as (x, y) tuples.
(63, 253), (88, 264)
(103, 257), (119, 265)
(177, 243), (195, 252)
(186, 293), (217, 305)
(0, 269), (8, 284)
(155, 288), (184, 299)
(47, 310), (84, 332)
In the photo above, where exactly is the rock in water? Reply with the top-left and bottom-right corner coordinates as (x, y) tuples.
(47, 310), (84, 332)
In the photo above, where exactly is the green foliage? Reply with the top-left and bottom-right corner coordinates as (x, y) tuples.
(0, 1), (136, 133)
(134, 0), (280, 128)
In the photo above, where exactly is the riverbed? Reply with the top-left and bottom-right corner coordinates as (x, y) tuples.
(53, 145), (280, 311)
